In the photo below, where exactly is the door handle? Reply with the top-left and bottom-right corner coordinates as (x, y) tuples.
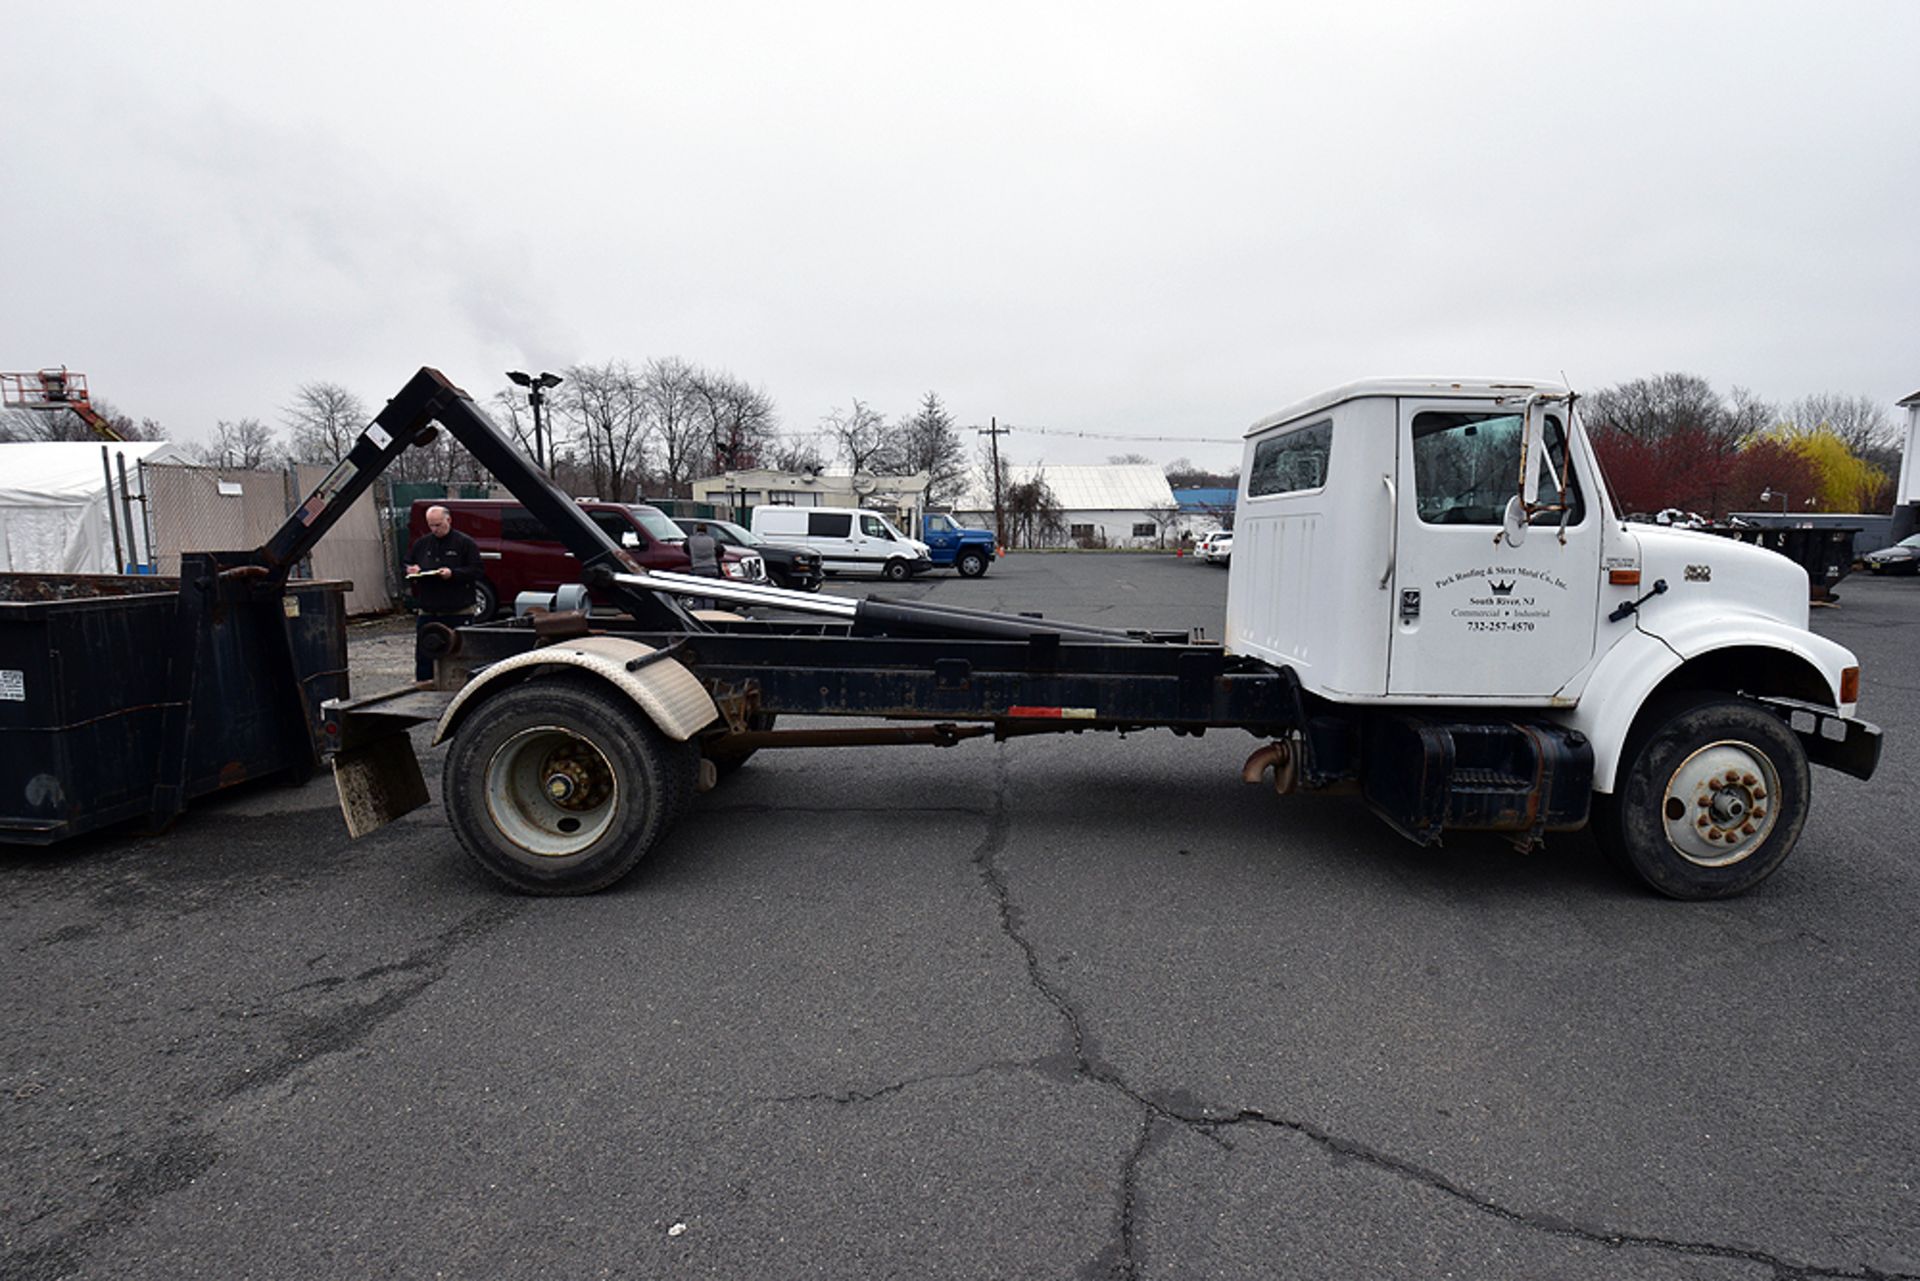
(1379, 473), (1396, 589)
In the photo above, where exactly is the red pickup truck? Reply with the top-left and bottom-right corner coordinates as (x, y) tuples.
(407, 498), (766, 617)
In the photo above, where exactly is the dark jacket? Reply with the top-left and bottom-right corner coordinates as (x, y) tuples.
(686, 530), (722, 577)
(407, 530), (483, 613)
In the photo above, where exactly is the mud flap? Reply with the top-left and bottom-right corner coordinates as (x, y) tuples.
(332, 731), (430, 837)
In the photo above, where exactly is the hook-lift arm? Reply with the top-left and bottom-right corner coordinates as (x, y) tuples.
(264, 367), (1166, 644)
(258, 367), (697, 631)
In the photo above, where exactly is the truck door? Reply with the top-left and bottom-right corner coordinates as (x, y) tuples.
(923, 513), (958, 561)
(1388, 399), (1601, 700)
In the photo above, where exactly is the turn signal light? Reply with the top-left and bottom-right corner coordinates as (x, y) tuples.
(1840, 666), (1860, 704)
(1608, 568), (1641, 586)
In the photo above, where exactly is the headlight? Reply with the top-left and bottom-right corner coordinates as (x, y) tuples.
(722, 561), (745, 579)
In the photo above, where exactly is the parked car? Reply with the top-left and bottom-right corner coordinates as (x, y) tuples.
(1863, 533), (1920, 575)
(749, 506), (933, 580)
(407, 498), (765, 617)
(696, 518), (824, 591)
(1196, 530), (1233, 564)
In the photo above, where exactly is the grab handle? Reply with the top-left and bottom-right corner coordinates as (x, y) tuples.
(1378, 474), (1397, 589)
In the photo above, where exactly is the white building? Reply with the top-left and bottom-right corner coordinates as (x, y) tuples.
(957, 463), (1180, 548)
(690, 467), (930, 527)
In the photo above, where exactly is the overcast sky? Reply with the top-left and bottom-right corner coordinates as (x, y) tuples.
(4, 1), (1915, 473)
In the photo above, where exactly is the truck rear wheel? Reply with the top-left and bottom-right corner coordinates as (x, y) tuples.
(443, 675), (693, 894)
(1593, 693), (1809, 900)
(956, 549), (988, 577)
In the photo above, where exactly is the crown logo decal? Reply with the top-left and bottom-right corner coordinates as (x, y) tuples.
(1489, 579), (1515, 595)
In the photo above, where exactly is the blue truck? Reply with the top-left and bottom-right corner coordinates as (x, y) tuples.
(921, 512), (998, 576)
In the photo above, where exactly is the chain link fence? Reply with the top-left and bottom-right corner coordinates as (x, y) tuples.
(143, 462), (398, 615)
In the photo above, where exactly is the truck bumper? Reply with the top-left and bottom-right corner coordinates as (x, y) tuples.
(1757, 697), (1882, 781)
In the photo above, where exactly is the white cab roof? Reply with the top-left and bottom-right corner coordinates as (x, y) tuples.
(1244, 377), (1572, 439)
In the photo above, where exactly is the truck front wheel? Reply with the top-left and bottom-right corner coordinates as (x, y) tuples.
(956, 549), (989, 578)
(1592, 694), (1810, 900)
(443, 675), (694, 894)
(883, 558), (910, 581)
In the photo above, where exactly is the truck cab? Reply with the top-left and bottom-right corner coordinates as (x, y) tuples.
(1225, 378), (1875, 897)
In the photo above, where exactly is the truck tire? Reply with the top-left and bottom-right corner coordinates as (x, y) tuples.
(1592, 693), (1810, 900)
(883, 558), (910, 582)
(956, 549), (989, 578)
(442, 675), (693, 895)
(473, 577), (499, 621)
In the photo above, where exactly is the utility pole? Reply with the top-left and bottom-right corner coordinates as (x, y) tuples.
(977, 417), (1010, 549)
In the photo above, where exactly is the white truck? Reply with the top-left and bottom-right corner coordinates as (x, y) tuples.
(307, 370), (1878, 901)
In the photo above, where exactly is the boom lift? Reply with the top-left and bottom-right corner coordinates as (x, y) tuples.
(0, 367), (125, 441)
(4, 367), (1881, 901)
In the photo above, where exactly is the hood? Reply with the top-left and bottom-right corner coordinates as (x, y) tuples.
(1630, 526), (1809, 632)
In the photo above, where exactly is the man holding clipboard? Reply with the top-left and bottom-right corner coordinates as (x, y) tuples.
(405, 504), (483, 681)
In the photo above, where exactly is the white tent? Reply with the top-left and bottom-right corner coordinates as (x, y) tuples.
(0, 441), (187, 574)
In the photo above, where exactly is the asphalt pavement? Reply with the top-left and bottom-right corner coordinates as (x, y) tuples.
(4, 553), (1917, 1280)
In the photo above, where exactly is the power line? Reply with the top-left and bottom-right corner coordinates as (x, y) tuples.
(993, 423), (1241, 446)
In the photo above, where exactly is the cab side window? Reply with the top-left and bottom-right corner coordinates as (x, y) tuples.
(860, 515), (891, 539)
(1247, 420), (1333, 497)
(500, 509), (551, 542)
(1411, 411), (1583, 526)
(591, 512), (641, 546)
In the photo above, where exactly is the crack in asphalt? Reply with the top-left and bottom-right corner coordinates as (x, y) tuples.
(765, 1061), (1031, 1106)
(962, 747), (1915, 1281)
(0, 1130), (218, 1281)
(1184, 1108), (1920, 1281)
(217, 901), (519, 1099)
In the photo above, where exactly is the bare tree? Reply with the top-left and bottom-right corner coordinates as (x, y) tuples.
(1003, 470), (1065, 548)
(1581, 373), (1744, 449)
(824, 398), (896, 476)
(1108, 452), (1153, 466)
(0, 398), (159, 442)
(1788, 393), (1894, 455)
(692, 368), (778, 474)
(554, 361), (651, 499)
(893, 391), (968, 507)
(643, 357), (711, 494)
(1147, 501), (1186, 548)
(284, 382), (367, 463)
(197, 417), (281, 469)
(487, 386), (542, 460)
(768, 433), (826, 474)
(1163, 456), (1239, 490)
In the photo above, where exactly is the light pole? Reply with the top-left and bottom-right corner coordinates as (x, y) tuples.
(507, 370), (563, 469)
(1760, 486), (1788, 514)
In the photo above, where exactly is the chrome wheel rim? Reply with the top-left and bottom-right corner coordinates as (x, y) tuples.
(1661, 740), (1779, 868)
(484, 726), (619, 857)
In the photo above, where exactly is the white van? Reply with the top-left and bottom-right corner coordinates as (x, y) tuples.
(750, 506), (934, 580)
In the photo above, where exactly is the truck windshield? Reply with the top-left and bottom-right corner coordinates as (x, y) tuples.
(1412, 411), (1583, 526)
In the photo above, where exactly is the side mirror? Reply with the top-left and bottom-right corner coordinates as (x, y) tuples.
(1502, 495), (1529, 547)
